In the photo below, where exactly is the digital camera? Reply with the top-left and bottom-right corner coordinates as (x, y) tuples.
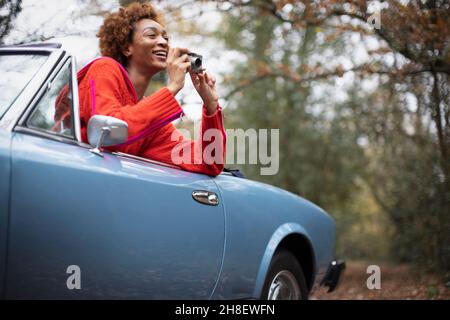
(188, 52), (203, 73)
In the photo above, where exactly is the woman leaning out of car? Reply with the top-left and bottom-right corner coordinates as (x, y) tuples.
(55, 2), (226, 176)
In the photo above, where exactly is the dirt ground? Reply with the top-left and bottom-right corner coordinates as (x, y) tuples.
(310, 261), (450, 300)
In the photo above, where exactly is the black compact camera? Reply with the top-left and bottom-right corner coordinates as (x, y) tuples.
(188, 52), (203, 73)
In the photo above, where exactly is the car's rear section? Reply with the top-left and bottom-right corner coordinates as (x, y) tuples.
(211, 173), (344, 299)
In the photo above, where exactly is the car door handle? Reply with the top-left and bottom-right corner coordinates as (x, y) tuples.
(192, 190), (219, 206)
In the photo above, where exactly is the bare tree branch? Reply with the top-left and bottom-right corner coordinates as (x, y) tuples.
(0, 0), (22, 44)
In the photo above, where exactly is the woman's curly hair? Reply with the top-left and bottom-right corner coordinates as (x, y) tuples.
(97, 2), (164, 66)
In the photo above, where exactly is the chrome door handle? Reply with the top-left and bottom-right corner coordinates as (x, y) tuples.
(192, 190), (219, 206)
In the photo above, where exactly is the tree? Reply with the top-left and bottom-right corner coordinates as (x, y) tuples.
(0, 0), (22, 44)
(216, 0), (449, 193)
(213, 0), (449, 273)
(215, 3), (385, 260)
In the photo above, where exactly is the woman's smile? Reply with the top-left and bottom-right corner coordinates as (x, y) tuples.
(152, 49), (167, 61)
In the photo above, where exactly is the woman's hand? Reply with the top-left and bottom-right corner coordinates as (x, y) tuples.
(166, 47), (191, 96)
(190, 70), (219, 115)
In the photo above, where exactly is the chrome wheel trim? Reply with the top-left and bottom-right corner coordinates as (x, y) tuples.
(267, 270), (301, 300)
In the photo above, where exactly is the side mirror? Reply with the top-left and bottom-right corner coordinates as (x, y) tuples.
(87, 115), (128, 156)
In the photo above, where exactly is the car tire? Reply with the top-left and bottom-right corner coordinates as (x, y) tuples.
(261, 249), (309, 300)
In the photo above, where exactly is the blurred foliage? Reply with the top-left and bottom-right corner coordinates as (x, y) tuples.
(119, 0), (148, 6)
(1, 0), (448, 276)
(214, 3), (390, 262)
(213, 0), (449, 275)
(354, 74), (450, 273)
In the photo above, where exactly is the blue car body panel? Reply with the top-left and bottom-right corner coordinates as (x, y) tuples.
(0, 46), (338, 299)
(211, 175), (335, 299)
(6, 133), (224, 299)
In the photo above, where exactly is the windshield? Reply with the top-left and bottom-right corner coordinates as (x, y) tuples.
(0, 54), (48, 118)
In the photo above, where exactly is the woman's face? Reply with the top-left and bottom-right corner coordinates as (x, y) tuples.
(125, 19), (169, 74)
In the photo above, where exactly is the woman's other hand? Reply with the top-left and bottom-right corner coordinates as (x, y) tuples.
(166, 47), (191, 96)
(190, 70), (219, 115)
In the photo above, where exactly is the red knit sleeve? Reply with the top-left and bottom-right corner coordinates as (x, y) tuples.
(84, 60), (182, 139)
(141, 105), (226, 177)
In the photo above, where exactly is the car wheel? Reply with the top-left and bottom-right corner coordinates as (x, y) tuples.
(261, 249), (309, 300)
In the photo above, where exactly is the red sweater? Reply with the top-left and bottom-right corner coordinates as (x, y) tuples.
(75, 57), (226, 176)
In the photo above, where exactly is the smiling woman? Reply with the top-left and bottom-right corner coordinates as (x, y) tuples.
(56, 2), (226, 176)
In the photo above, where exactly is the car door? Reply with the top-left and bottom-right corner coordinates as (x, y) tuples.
(5, 54), (225, 299)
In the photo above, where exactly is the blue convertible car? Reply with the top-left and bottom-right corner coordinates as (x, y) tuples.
(0, 43), (344, 300)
